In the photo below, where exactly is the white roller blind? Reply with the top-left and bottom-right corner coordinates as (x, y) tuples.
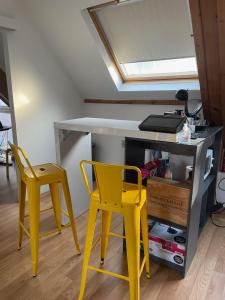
(96, 0), (196, 64)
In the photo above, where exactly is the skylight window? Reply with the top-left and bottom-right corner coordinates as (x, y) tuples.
(88, 0), (198, 82)
(121, 57), (198, 79)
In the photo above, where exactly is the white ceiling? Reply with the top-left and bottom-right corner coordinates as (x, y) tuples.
(21, 0), (201, 100)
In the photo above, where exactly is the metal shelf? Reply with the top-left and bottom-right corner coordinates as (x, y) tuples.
(201, 174), (215, 196)
(148, 215), (187, 231)
(150, 253), (184, 274)
(140, 248), (185, 275)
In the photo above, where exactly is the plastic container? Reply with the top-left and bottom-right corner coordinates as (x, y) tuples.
(182, 123), (191, 143)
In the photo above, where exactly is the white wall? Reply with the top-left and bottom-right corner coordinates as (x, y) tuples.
(0, 0), (83, 166)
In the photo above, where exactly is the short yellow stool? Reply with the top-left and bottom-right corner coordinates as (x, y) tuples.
(79, 160), (150, 300)
(10, 143), (81, 277)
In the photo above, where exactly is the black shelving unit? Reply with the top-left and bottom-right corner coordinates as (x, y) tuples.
(148, 215), (187, 231)
(125, 126), (223, 277)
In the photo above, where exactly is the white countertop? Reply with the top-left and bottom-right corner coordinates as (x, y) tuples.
(54, 117), (203, 145)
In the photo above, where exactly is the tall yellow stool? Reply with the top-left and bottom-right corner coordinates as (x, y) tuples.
(79, 160), (150, 300)
(10, 143), (81, 277)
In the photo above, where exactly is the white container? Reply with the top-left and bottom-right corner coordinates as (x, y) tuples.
(182, 123), (191, 143)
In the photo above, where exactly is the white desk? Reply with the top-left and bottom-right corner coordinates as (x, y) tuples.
(54, 118), (222, 276)
(54, 117), (203, 218)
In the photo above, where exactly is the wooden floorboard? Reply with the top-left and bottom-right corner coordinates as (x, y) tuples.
(1, 170), (225, 299)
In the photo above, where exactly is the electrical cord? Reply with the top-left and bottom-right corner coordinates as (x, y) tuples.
(217, 177), (225, 192)
(210, 207), (225, 228)
(210, 177), (225, 227)
(210, 208), (225, 227)
(210, 215), (225, 228)
(211, 207), (225, 215)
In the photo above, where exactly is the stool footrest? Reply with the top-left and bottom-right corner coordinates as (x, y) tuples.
(19, 220), (75, 239)
(88, 265), (129, 282)
(61, 208), (69, 218)
(92, 235), (101, 250)
(20, 222), (30, 237)
(139, 254), (147, 277)
(39, 228), (59, 238)
(109, 232), (125, 239)
(108, 232), (143, 244)
(24, 206), (53, 218)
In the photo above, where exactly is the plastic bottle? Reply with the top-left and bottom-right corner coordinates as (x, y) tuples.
(182, 123), (191, 143)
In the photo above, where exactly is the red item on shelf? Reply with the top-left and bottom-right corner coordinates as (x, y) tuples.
(140, 159), (162, 179)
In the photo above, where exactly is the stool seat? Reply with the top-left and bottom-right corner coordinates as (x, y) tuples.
(24, 163), (64, 183)
(9, 143), (81, 277)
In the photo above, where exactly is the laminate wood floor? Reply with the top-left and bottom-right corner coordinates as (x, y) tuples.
(1, 187), (225, 300)
(0, 163), (17, 203)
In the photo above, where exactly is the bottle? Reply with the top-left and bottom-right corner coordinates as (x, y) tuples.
(182, 123), (191, 143)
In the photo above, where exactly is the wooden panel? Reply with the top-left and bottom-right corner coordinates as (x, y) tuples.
(217, 0), (225, 145)
(84, 99), (184, 105)
(189, 0), (225, 145)
(189, 0), (211, 121)
(200, 0), (221, 123)
(88, 8), (125, 82)
(147, 177), (191, 227)
(0, 67), (8, 106)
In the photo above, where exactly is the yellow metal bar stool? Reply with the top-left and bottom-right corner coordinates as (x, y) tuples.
(10, 143), (81, 277)
(79, 160), (150, 300)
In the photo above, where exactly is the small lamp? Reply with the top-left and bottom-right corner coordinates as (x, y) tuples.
(175, 89), (202, 119)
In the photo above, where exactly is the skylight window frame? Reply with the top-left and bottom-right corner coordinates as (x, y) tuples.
(88, 0), (199, 83)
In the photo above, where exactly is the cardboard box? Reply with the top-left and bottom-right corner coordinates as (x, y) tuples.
(149, 222), (186, 266)
(147, 177), (191, 227)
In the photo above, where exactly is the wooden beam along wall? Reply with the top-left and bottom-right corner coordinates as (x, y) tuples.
(84, 99), (184, 105)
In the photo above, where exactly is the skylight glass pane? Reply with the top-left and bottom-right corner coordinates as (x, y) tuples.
(0, 98), (7, 106)
(120, 57), (198, 78)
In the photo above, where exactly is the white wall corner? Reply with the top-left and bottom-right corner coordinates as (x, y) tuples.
(0, 15), (18, 31)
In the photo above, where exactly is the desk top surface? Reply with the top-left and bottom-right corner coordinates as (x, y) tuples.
(54, 117), (207, 145)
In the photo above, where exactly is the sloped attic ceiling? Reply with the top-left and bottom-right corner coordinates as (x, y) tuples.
(21, 0), (200, 101)
(21, 0), (122, 99)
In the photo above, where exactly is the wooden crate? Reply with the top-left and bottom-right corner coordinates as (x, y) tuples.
(147, 177), (191, 227)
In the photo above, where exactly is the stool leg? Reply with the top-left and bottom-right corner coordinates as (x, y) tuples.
(49, 183), (62, 234)
(140, 202), (150, 278)
(61, 176), (81, 254)
(124, 205), (140, 300)
(18, 180), (26, 250)
(100, 210), (112, 265)
(78, 203), (98, 300)
(6, 149), (9, 178)
(27, 182), (40, 277)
